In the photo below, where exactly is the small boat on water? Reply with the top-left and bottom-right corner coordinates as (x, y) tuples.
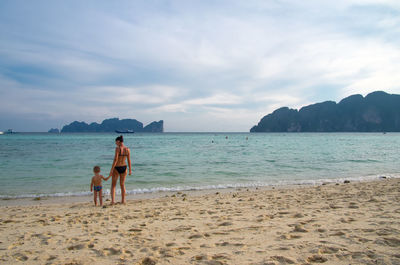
(0, 129), (14, 135)
(115, 129), (135, 134)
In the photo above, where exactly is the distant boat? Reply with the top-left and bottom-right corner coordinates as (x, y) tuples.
(0, 131), (3, 135)
(4, 129), (14, 134)
(115, 130), (135, 134)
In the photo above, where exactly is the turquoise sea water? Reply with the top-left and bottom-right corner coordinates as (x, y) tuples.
(0, 133), (399, 198)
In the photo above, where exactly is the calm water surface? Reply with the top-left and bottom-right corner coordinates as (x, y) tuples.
(0, 133), (399, 197)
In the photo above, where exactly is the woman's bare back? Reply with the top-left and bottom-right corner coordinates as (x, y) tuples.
(116, 146), (130, 166)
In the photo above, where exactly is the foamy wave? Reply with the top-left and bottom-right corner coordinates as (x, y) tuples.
(1, 173), (399, 199)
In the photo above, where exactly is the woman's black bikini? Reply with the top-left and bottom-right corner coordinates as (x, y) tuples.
(115, 147), (128, 174)
(115, 166), (127, 174)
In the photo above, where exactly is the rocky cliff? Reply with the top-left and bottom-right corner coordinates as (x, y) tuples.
(251, 91), (400, 132)
(61, 118), (163, 133)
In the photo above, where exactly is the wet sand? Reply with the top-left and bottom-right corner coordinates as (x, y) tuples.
(1, 178), (400, 264)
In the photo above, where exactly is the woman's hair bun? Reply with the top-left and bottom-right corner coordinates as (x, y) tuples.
(115, 135), (124, 142)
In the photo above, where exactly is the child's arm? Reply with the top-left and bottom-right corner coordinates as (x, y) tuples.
(102, 175), (109, 181)
(90, 178), (94, 192)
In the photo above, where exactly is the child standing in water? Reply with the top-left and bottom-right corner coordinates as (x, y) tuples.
(90, 166), (110, 206)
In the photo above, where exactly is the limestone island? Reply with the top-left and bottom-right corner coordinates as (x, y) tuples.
(251, 91), (400, 132)
(60, 118), (163, 133)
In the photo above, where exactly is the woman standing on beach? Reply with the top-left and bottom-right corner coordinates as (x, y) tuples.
(109, 135), (132, 205)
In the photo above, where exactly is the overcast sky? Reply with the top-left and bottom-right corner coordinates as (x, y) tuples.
(1, 0), (399, 132)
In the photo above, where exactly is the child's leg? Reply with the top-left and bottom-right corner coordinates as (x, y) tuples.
(94, 191), (98, 206)
(99, 190), (103, 206)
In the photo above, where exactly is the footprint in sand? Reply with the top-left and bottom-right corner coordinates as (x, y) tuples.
(189, 234), (203, 239)
(215, 242), (230, 246)
(213, 231), (230, 235)
(212, 253), (230, 261)
(3, 219), (19, 224)
(307, 254), (328, 263)
(376, 228), (395, 236)
(46, 255), (57, 261)
(292, 225), (308, 233)
(292, 213), (304, 218)
(103, 247), (121, 256)
(193, 254), (208, 261)
(348, 205), (359, 209)
(279, 234), (302, 240)
(329, 230), (346, 237)
(32, 232), (54, 245)
(318, 246), (339, 254)
(141, 257), (157, 265)
(157, 247), (172, 258)
(140, 247), (149, 253)
(356, 236), (371, 243)
(67, 244), (86, 251)
(218, 222), (233, 227)
(270, 255), (295, 264)
(170, 225), (193, 232)
(12, 253), (28, 261)
(122, 249), (133, 257)
(374, 237), (400, 247)
(128, 228), (142, 232)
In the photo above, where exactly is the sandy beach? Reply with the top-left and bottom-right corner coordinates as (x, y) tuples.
(1, 178), (400, 265)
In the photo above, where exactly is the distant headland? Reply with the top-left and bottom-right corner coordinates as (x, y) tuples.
(58, 118), (163, 133)
(251, 91), (400, 132)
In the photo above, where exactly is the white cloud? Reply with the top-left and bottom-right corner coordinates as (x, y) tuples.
(1, 1), (400, 131)
(83, 85), (184, 105)
(184, 93), (241, 106)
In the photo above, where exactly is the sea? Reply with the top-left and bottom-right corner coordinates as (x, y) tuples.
(0, 132), (399, 198)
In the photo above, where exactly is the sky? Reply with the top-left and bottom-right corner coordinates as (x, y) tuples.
(0, 0), (400, 132)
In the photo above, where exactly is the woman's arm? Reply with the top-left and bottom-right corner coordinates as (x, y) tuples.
(127, 148), (132, 175)
(109, 147), (119, 177)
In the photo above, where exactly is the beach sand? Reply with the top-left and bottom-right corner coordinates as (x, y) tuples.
(1, 178), (400, 265)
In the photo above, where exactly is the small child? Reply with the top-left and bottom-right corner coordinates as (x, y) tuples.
(90, 166), (110, 206)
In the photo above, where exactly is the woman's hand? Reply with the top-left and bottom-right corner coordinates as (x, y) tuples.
(129, 170), (132, 175)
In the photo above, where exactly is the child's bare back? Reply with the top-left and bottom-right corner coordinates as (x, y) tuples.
(90, 166), (110, 206)
(92, 174), (105, 186)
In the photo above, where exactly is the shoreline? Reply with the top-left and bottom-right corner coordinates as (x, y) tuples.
(0, 175), (396, 207)
(0, 184), (281, 207)
(1, 178), (399, 264)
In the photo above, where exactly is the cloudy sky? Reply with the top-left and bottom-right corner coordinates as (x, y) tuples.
(1, 0), (399, 132)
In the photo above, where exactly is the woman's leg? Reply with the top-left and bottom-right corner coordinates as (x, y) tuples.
(120, 171), (127, 204)
(111, 170), (119, 205)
